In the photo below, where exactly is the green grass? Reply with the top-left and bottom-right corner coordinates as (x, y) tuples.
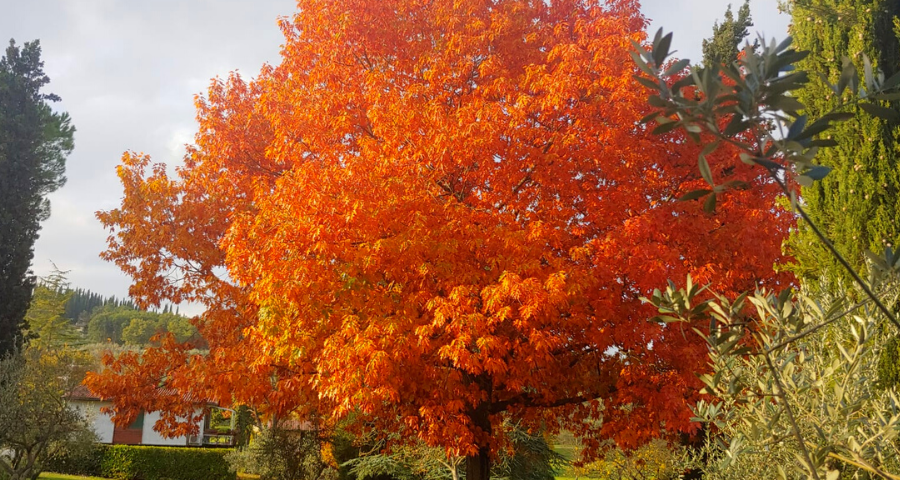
(39, 474), (111, 480)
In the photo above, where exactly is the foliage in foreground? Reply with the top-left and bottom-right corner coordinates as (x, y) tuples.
(650, 270), (900, 478)
(0, 347), (95, 480)
(634, 8), (900, 476)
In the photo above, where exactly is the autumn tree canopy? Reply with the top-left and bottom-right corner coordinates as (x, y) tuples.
(87, 0), (793, 477)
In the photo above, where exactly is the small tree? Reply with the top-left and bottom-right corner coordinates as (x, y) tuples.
(25, 267), (82, 348)
(648, 272), (900, 478)
(230, 415), (336, 480)
(344, 423), (563, 480)
(0, 347), (96, 480)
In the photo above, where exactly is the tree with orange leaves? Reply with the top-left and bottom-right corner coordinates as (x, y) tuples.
(86, 0), (794, 478)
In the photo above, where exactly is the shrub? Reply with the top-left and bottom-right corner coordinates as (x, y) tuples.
(45, 443), (107, 477)
(46, 444), (235, 480)
(101, 445), (236, 480)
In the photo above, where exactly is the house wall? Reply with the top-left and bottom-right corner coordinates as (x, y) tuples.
(141, 410), (195, 446)
(70, 400), (115, 443)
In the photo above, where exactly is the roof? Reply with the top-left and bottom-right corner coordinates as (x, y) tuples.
(68, 384), (220, 406)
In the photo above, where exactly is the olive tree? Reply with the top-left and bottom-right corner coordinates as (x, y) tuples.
(0, 347), (95, 480)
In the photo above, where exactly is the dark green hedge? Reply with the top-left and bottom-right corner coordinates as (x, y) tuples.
(46, 444), (236, 480)
(45, 443), (106, 477)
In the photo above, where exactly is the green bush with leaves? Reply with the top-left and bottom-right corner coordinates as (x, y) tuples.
(343, 423), (563, 480)
(99, 445), (235, 480)
(226, 426), (335, 480)
(648, 273), (900, 479)
(44, 443), (107, 477)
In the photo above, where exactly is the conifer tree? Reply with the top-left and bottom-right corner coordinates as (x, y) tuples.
(702, 1), (754, 68)
(786, 0), (900, 284)
(0, 40), (74, 355)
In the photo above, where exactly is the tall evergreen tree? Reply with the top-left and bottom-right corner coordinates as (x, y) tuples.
(0, 40), (74, 356)
(786, 1), (900, 285)
(702, 1), (754, 68)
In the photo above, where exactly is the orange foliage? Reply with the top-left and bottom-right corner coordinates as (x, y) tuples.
(87, 0), (793, 465)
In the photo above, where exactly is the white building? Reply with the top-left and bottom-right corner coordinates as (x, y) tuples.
(69, 385), (234, 447)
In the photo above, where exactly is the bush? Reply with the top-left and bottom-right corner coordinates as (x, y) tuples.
(45, 443), (107, 477)
(46, 444), (236, 480)
(224, 445), (261, 476)
(239, 428), (336, 480)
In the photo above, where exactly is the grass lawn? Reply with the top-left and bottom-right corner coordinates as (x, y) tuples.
(39, 474), (111, 480)
(39, 473), (258, 480)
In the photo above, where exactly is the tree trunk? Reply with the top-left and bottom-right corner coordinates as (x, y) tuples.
(466, 446), (491, 480)
(466, 395), (492, 480)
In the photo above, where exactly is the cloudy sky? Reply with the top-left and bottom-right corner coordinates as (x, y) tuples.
(2, 0), (790, 312)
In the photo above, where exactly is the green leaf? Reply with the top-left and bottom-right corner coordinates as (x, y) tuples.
(796, 175), (814, 187)
(766, 95), (804, 113)
(698, 155), (713, 185)
(663, 58), (690, 77)
(860, 102), (900, 121)
(805, 165), (832, 181)
(652, 121), (680, 135)
(671, 75), (696, 93)
(678, 189), (712, 201)
(820, 111), (856, 122)
(775, 36), (793, 54)
(648, 95), (669, 108)
(786, 115), (807, 140)
(809, 139), (839, 147)
(723, 115), (748, 136)
(873, 92), (900, 101)
(685, 123), (702, 133)
(653, 32), (673, 66)
(837, 56), (858, 96)
(633, 75), (660, 91)
(863, 55), (874, 91)
(630, 50), (654, 77)
(639, 111), (660, 124)
(883, 70), (900, 91)
(703, 193), (717, 213)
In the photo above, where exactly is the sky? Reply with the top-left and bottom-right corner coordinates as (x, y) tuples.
(2, 0), (791, 314)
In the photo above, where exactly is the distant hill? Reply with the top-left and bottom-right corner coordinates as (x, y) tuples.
(64, 287), (136, 324)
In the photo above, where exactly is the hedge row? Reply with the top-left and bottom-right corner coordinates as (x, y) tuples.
(46, 444), (236, 480)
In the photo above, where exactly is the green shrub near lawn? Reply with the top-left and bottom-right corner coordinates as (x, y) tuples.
(46, 444), (236, 480)
(45, 444), (106, 477)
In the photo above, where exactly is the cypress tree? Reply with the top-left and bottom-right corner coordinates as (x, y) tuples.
(0, 40), (74, 355)
(702, 1), (754, 68)
(786, 1), (900, 284)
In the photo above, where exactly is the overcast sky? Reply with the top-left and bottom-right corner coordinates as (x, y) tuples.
(2, 0), (790, 313)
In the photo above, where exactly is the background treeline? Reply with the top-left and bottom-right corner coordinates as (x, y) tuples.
(64, 288), (137, 326)
(36, 280), (202, 348)
(84, 304), (202, 346)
